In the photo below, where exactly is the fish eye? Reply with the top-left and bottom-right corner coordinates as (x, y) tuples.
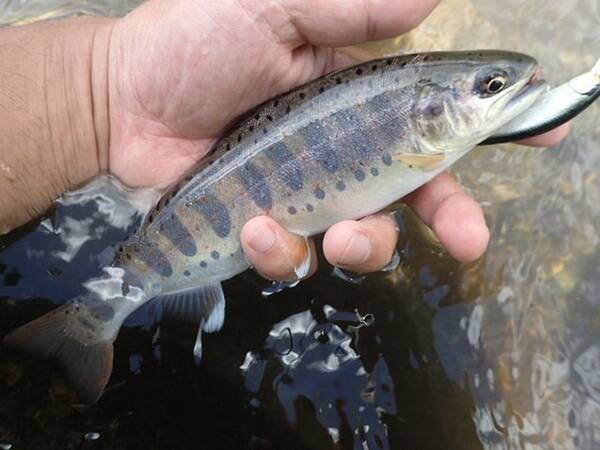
(482, 74), (507, 94)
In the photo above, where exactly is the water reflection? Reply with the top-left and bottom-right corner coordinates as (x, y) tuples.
(242, 306), (396, 450)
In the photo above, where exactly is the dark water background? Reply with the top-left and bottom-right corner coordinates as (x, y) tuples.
(1, 0), (600, 449)
(0, 179), (482, 450)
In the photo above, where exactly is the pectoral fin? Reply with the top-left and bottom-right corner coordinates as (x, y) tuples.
(393, 152), (445, 171)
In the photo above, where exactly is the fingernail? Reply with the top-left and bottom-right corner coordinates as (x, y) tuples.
(338, 232), (371, 266)
(248, 227), (276, 253)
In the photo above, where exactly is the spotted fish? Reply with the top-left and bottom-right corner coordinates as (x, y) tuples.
(3, 50), (546, 403)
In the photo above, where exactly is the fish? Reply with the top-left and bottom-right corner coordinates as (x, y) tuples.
(2, 50), (546, 403)
(483, 57), (600, 144)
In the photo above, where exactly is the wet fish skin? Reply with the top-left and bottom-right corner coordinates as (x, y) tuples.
(121, 51), (541, 292)
(3, 50), (543, 403)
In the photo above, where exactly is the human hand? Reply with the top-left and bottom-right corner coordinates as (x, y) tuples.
(107, 0), (570, 280)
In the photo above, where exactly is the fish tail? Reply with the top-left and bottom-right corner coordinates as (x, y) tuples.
(2, 294), (121, 404)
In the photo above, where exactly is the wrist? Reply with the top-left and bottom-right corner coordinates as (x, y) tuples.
(0, 16), (116, 232)
(43, 16), (116, 184)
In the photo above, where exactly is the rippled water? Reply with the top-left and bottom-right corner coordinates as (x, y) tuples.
(0, 1), (599, 449)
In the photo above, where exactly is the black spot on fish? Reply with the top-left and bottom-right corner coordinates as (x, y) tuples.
(306, 203), (314, 212)
(266, 115), (273, 122)
(255, 114), (260, 120)
(335, 181), (346, 191)
(266, 142), (304, 191)
(385, 58), (392, 65)
(285, 105), (291, 114)
(354, 169), (366, 181)
(200, 261), (207, 268)
(335, 77), (342, 84)
(371, 65), (378, 71)
(237, 134), (242, 143)
(193, 193), (231, 238)
(183, 270), (191, 277)
(314, 188), (326, 200)
(274, 100), (279, 108)
(299, 92), (306, 99)
(226, 143), (231, 151)
(288, 206), (297, 215)
(370, 167), (379, 176)
(318, 87), (325, 93)
(356, 68), (363, 75)
(302, 122), (338, 173)
(382, 153), (393, 166)
(159, 214), (197, 257)
(249, 125), (254, 132)
(211, 250), (220, 260)
(238, 161), (272, 210)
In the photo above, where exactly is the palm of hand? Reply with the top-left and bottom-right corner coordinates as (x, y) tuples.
(107, 0), (341, 188)
(101, 0), (568, 276)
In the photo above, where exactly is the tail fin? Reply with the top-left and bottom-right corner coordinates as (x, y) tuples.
(3, 301), (115, 404)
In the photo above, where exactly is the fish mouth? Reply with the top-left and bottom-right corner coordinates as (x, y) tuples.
(492, 68), (549, 128)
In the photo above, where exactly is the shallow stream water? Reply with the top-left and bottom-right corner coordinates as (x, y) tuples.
(0, 1), (599, 449)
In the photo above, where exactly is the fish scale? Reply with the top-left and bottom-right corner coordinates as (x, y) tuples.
(3, 51), (545, 403)
(132, 91), (419, 292)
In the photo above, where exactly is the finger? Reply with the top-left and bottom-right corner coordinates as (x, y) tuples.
(405, 172), (462, 225)
(322, 214), (399, 273)
(241, 216), (317, 281)
(406, 172), (489, 262)
(431, 193), (489, 262)
(515, 122), (571, 147)
(278, 0), (440, 47)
